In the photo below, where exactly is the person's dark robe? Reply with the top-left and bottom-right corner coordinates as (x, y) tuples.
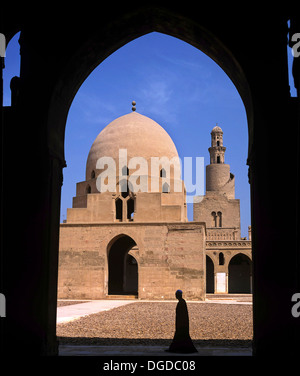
(167, 298), (198, 353)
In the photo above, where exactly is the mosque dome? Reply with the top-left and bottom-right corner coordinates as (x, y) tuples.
(86, 111), (179, 180)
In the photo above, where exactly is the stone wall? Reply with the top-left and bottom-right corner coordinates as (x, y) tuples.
(193, 193), (241, 239)
(57, 222), (206, 300)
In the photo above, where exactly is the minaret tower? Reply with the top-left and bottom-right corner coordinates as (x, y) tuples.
(208, 125), (226, 164)
(206, 125), (235, 199)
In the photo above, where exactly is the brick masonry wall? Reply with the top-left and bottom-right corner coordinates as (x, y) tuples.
(57, 222), (205, 300)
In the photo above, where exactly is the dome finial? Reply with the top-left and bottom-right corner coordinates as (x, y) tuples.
(132, 101), (136, 111)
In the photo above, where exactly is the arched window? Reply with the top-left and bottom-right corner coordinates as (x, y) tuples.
(219, 252), (225, 265)
(217, 211), (222, 227)
(127, 197), (134, 220)
(162, 182), (170, 193)
(217, 155), (221, 163)
(115, 198), (122, 220)
(122, 166), (129, 176)
(211, 211), (217, 227)
(160, 168), (166, 178)
(86, 185), (91, 194)
(91, 170), (95, 179)
(119, 179), (129, 198)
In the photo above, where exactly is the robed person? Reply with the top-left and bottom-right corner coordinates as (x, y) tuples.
(166, 290), (198, 353)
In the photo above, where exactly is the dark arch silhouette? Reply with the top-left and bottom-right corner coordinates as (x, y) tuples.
(115, 198), (122, 220)
(107, 235), (138, 295)
(206, 255), (215, 293)
(2, 7), (298, 358)
(228, 253), (252, 293)
(46, 10), (253, 164)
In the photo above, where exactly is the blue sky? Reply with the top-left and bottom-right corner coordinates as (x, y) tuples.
(5, 31), (295, 238)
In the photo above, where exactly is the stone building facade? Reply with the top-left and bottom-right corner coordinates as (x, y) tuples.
(57, 110), (251, 300)
(194, 126), (252, 294)
(58, 110), (206, 300)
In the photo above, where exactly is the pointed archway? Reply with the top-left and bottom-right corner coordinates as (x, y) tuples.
(206, 255), (215, 293)
(107, 235), (138, 296)
(228, 253), (252, 293)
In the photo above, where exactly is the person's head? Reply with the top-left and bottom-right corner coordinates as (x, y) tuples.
(175, 290), (183, 300)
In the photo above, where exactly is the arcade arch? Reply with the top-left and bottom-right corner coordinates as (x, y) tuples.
(228, 253), (252, 293)
(206, 255), (215, 293)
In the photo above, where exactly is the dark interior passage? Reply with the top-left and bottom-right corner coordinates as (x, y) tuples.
(206, 255), (215, 293)
(108, 235), (138, 295)
(228, 254), (252, 293)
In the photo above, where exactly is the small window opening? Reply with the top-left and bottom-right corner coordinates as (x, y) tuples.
(91, 170), (95, 179)
(115, 198), (122, 220)
(127, 198), (134, 220)
(217, 156), (221, 163)
(160, 168), (166, 178)
(120, 180), (129, 198)
(219, 252), (225, 265)
(211, 211), (217, 227)
(162, 182), (170, 193)
(86, 185), (91, 194)
(122, 166), (129, 176)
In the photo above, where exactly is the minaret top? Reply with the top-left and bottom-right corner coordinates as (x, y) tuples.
(209, 124), (226, 163)
(211, 124), (223, 134)
(132, 101), (136, 111)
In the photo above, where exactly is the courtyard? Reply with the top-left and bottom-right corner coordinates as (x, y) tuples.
(56, 297), (252, 355)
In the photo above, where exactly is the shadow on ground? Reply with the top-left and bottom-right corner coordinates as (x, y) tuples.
(57, 337), (252, 348)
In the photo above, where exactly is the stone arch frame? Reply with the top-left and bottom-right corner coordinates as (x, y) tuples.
(6, 5), (266, 356)
(46, 9), (254, 166)
(106, 232), (142, 263)
(206, 254), (215, 294)
(227, 250), (252, 266)
(228, 252), (252, 294)
(105, 232), (142, 296)
(45, 11), (254, 311)
(3, 8), (299, 358)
